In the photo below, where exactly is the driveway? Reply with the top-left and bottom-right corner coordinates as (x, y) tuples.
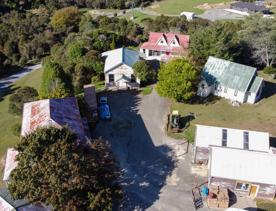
(0, 64), (42, 90)
(93, 89), (208, 211)
(197, 8), (245, 21)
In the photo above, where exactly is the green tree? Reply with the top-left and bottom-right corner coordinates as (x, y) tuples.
(40, 58), (71, 99)
(8, 127), (122, 210)
(241, 15), (276, 67)
(66, 42), (86, 64)
(9, 86), (38, 115)
(189, 21), (243, 66)
(73, 63), (94, 94)
(156, 59), (199, 102)
(133, 60), (155, 84)
(50, 7), (80, 32)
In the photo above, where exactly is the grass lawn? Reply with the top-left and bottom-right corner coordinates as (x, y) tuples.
(256, 199), (276, 211)
(170, 72), (276, 141)
(0, 68), (43, 186)
(147, 0), (231, 15)
(141, 85), (153, 95)
(120, 10), (155, 25)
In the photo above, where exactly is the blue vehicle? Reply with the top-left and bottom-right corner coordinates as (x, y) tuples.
(99, 96), (111, 120)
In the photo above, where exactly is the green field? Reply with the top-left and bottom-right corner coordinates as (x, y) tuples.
(147, 0), (232, 15)
(123, 10), (155, 24)
(170, 72), (276, 140)
(0, 68), (43, 185)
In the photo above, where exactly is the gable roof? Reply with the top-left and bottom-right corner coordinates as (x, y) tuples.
(102, 48), (140, 73)
(202, 57), (257, 92)
(195, 124), (270, 152)
(210, 146), (276, 185)
(21, 97), (86, 140)
(231, 2), (269, 13)
(140, 32), (189, 54)
(3, 148), (18, 181)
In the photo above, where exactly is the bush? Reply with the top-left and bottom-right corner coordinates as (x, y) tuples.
(133, 60), (155, 85)
(11, 123), (21, 137)
(263, 66), (276, 75)
(256, 199), (276, 211)
(9, 87), (38, 115)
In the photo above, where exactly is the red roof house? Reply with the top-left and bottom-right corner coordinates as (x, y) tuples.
(140, 32), (189, 60)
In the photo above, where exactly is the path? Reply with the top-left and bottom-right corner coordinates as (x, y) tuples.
(0, 64), (42, 90)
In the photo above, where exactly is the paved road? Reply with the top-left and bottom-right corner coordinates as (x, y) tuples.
(0, 64), (42, 90)
(93, 89), (208, 211)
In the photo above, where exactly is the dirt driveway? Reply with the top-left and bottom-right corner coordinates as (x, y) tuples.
(93, 89), (208, 211)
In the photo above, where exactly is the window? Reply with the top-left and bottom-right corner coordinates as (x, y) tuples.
(236, 182), (250, 191)
(149, 50), (153, 56)
(131, 74), (136, 83)
(222, 129), (227, 147)
(108, 74), (114, 83)
(234, 90), (238, 96)
(243, 131), (249, 150)
(143, 49), (146, 54)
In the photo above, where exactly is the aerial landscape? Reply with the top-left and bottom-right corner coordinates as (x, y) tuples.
(0, 0), (276, 210)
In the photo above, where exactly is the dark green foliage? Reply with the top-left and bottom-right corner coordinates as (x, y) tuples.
(156, 59), (200, 102)
(8, 127), (122, 210)
(11, 123), (21, 137)
(8, 86), (38, 115)
(40, 58), (72, 99)
(133, 60), (155, 84)
(189, 21), (244, 66)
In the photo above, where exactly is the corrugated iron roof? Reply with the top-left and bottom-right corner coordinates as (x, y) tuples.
(102, 48), (140, 73)
(3, 148), (18, 181)
(249, 76), (263, 93)
(202, 56), (257, 92)
(21, 97), (86, 140)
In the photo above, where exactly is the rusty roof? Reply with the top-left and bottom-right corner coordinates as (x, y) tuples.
(21, 97), (86, 140)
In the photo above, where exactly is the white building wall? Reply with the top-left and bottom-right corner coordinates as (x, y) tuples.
(214, 86), (246, 103)
(105, 64), (140, 88)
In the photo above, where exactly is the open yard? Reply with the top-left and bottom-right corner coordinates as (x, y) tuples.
(0, 68), (43, 186)
(146, 0), (232, 15)
(171, 72), (276, 140)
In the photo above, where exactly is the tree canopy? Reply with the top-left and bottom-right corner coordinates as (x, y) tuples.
(133, 60), (155, 84)
(40, 58), (72, 99)
(189, 21), (244, 66)
(50, 7), (80, 33)
(156, 59), (200, 102)
(9, 127), (122, 210)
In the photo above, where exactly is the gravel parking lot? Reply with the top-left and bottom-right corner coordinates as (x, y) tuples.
(93, 89), (208, 210)
(197, 8), (245, 21)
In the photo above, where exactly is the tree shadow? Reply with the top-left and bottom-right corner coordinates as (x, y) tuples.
(179, 114), (195, 130)
(93, 91), (176, 210)
(188, 95), (220, 105)
(261, 80), (276, 99)
(0, 86), (19, 102)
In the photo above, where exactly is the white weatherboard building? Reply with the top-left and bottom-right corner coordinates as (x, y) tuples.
(209, 146), (276, 200)
(193, 124), (270, 164)
(197, 57), (263, 104)
(102, 48), (140, 89)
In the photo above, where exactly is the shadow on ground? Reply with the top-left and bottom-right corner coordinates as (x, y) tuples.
(261, 80), (276, 99)
(93, 91), (176, 210)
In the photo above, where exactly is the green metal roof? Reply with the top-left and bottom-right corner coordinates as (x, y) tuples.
(249, 76), (263, 93)
(202, 57), (257, 92)
(0, 188), (29, 209)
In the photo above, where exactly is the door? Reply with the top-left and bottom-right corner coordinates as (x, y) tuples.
(250, 185), (258, 198)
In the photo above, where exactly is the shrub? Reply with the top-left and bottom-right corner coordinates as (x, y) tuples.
(11, 123), (21, 137)
(263, 66), (276, 75)
(9, 87), (38, 115)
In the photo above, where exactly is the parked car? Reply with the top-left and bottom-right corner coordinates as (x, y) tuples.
(99, 96), (111, 120)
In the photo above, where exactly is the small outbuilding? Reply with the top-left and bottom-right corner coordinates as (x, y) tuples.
(180, 11), (195, 21)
